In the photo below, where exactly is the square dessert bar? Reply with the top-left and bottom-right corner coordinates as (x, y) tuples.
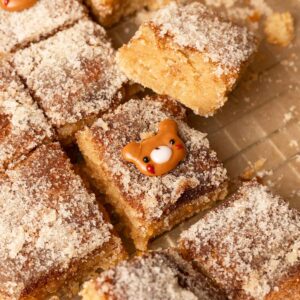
(0, 60), (53, 172)
(81, 249), (226, 300)
(12, 19), (128, 144)
(85, 0), (171, 27)
(77, 95), (228, 250)
(117, 2), (258, 116)
(179, 180), (300, 300)
(0, 0), (86, 55)
(0, 143), (126, 300)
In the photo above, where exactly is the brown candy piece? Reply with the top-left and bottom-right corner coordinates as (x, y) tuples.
(122, 119), (186, 176)
(0, 0), (37, 12)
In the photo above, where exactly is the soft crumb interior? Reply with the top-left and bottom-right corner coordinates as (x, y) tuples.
(77, 128), (152, 249)
(57, 115), (97, 145)
(117, 24), (229, 116)
(81, 281), (105, 300)
(264, 12), (294, 47)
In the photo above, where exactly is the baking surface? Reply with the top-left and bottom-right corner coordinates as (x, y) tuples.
(107, 0), (300, 250)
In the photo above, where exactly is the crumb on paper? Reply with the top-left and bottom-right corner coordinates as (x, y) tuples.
(257, 169), (273, 178)
(289, 140), (299, 149)
(283, 106), (297, 124)
(290, 189), (300, 198)
(281, 55), (299, 73)
(240, 158), (267, 180)
(264, 12), (295, 47)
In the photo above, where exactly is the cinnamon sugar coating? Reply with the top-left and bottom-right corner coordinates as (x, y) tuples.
(81, 249), (226, 300)
(0, 143), (117, 299)
(12, 19), (127, 137)
(151, 2), (257, 77)
(179, 180), (300, 300)
(117, 2), (258, 116)
(0, 0), (86, 54)
(83, 96), (227, 221)
(0, 60), (53, 172)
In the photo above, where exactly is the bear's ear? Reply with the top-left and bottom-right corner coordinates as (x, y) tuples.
(159, 119), (178, 134)
(121, 142), (141, 164)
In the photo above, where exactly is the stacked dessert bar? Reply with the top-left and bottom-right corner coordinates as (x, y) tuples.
(12, 19), (128, 144)
(82, 180), (300, 299)
(0, 0), (86, 54)
(0, 0), (298, 299)
(117, 2), (258, 116)
(77, 95), (228, 250)
(179, 180), (300, 299)
(0, 143), (126, 299)
(0, 0), (129, 298)
(81, 249), (227, 299)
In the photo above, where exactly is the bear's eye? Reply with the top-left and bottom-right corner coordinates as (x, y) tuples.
(169, 139), (175, 145)
(143, 156), (150, 163)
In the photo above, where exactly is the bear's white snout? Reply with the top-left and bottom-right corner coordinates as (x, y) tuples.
(150, 146), (172, 164)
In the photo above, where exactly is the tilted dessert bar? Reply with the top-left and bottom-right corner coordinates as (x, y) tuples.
(84, 0), (171, 27)
(0, 0), (86, 55)
(81, 249), (226, 300)
(77, 95), (228, 250)
(12, 19), (128, 144)
(117, 2), (258, 116)
(0, 60), (53, 172)
(0, 143), (126, 300)
(179, 180), (300, 300)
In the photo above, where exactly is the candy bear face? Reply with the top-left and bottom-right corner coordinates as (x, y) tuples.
(122, 119), (186, 176)
(0, 0), (37, 12)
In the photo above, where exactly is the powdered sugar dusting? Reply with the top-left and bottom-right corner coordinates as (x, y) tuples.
(89, 96), (227, 221)
(151, 2), (257, 76)
(180, 180), (300, 299)
(0, 143), (112, 299)
(13, 19), (127, 128)
(0, 61), (53, 171)
(0, 0), (86, 53)
(88, 250), (225, 300)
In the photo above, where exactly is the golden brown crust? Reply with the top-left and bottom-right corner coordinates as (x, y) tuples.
(179, 180), (300, 300)
(0, 0), (87, 54)
(77, 95), (227, 249)
(0, 60), (54, 171)
(12, 19), (128, 143)
(0, 143), (126, 299)
(117, 2), (258, 116)
(81, 249), (227, 300)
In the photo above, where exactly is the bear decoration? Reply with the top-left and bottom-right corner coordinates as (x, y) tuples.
(0, 0), (37, 12)
(122, 119), (186, 176)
